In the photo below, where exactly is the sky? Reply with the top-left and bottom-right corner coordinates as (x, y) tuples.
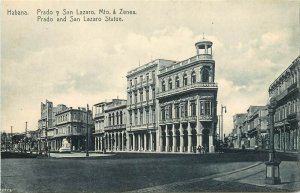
(1, 0), (300, 134)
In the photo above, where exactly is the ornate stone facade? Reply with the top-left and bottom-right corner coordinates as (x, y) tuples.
(156, 39), (218, 153)
(268, 55), (300, 152)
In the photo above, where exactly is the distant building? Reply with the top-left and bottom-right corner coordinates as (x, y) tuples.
(53, 107), (93, 151)
(246, 106), (268, 149)
(93, 99), (127, 152)
(37, 100), (93, 151)
(232, 113), (247, 148)
(230, 106), (269, 150)
(268, 55), (300, 152)
(93, 102), (106, 152)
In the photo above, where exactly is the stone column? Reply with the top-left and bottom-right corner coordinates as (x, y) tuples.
(99, 137), (101, 151)
(126, 132), (130, 151)
(172, 124), (177, 152)
(118, 132), (122, 151)
(298, 122), (300, 151)
(133, 133), (136, 151)
(95, 137), (97, 151)
(197, 122), (203, 148)
(114, 132), (117, 151)
(187, 122), (193, 153)
(159, 127), (164, 152)
(166, 128), (170, 152)
(149, 131), (153, 151)
(144, 132), (147, 151)
(121, 132), (124, 151)
(209, 134), (214, 153)
(138, 133), (141, 151)
(110, 134), (113, 151)
(180, 124), (184, 152)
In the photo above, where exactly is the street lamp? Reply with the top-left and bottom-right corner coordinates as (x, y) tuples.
(265, 97), (281, 185)
(86, 104), (89, 157)
(220, 105), (227, 142)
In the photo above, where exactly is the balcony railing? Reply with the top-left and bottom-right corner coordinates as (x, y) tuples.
(94, 113), (105, 118)
(181, 117), (189, 122)
(189, 116), (197, 122)
(159, 54), (213, 74)
(199, 115), (213, 121)
(104, 124), (126, 131)
(157, 82), (217, 98)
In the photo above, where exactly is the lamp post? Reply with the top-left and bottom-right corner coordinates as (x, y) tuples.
(265, 97), (281, 185)
(86, 104), (89, 157)
(221, 105), (227, 142)
(11, 126), (13, 151)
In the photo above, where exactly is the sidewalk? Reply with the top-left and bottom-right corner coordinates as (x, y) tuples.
(49, 152), (115, 158)
(214, 161), (300, 192)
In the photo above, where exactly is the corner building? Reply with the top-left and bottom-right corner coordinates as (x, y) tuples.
(126, 39), (218, 153)
(157, 39), (218, 153)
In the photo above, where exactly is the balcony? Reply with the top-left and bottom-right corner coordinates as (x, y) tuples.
(93, 130), (104, 135)
(273, 82), (298, 102)
(159, 119), (166, 125)
(94, 113), (105, 119)
(173, 118), (180, 123)
(159, 54), (213, 74)
(165, 118), (173, 124)
(199, 115), (213, 121)
(181, 117), (189, 122)
(157, 82), (217, 99)
(104, 124), (126, 131)
(189, 116), (197, 122)
(287, 112), (300, 122)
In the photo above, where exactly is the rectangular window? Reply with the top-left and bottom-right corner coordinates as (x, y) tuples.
(146, 110), (149, 124)
(130, 112), (132, 125)
(175, 105), (180, 118)
(191, 102), (196, 116)
(146, 91), (149, 101)
(205, 101), (211, 115)
(152, 108), (156, 123)
(200, 101), (204, 115)
(169, 105), (172, 119)
(135, 112), (138, 126)
(140, 111), (143, 125)
(161, 108), (165, 120)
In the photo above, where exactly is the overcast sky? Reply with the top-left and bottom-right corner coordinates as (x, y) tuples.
(1, 1), (299, 134)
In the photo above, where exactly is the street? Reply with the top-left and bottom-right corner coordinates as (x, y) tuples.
(1, 152), (299, 192)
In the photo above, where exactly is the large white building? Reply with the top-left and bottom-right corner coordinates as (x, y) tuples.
(125, 39), (218, 153)
(156, 39), (218, 153)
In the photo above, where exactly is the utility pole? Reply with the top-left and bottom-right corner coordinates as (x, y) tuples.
(25, 122), (28, 152)
(86, 104), (89, 157)
(11, 126), (13, 151)
(221, 105), (227, 142)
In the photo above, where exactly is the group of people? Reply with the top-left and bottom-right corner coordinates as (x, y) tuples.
(195, 145), (208, 154)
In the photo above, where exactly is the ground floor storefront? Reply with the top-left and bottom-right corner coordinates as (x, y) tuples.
(274, 121), (299, 152)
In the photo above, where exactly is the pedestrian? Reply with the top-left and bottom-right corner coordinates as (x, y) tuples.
(197, 145), (201, 153)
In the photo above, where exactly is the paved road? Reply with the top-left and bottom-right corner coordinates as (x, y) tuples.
(1, 152), (298, 192)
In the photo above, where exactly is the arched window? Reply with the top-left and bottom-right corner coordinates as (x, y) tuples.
(168, 78), (172, 90)
(120, 111), (123, 124)
(183, 73), (188, 86)
(116, 112), (119, 125)
(175, 76), (180, 88)
(201, 68), (209, 83)
(191, 71), (196, 84)
(162, 80), (166, 92)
